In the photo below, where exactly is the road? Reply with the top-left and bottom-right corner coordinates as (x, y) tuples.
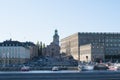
(0, 70), (120, 80)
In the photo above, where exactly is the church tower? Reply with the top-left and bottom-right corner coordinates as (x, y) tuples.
(53, 29), (59, 45)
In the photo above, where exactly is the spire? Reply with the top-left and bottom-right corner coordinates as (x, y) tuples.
(53, 29), (59, 45)
(55, 29), (58, 35)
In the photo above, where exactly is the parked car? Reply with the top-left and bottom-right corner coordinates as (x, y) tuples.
(21, 65), (30, 71)
(52, 66), (59, 71)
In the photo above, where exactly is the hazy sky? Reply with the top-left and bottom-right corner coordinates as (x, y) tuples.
(0, 0), (120, 44)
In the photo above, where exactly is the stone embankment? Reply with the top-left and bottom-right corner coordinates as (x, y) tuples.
(0, 66), (78, 71)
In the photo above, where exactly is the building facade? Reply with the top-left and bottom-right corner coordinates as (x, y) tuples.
(61, 32), (120, 62)
(60, 33), (79, 60)
(0, 40), (38, 65)
(23, 42), (38, 59)
(42, 30), (60, 58)
(80, 43), (104, 62)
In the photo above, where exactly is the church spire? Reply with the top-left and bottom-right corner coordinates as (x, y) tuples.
(53, 29), (59, 45)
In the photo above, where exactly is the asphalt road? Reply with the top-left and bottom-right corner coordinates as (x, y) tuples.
(0, 70), (120, 80)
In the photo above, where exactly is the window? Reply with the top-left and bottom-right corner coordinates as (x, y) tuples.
(110, 44), (113, 46)
(2, 44), (4, 46)
(106, 44), (108, 46)
(106, 39), (108, 42)
(110, 39), (113, 42)
(52, 48), (54, 51)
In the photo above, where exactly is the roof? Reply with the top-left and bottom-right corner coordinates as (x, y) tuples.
(0, 40), (36, 47)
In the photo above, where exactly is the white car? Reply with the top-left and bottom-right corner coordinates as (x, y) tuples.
(21, 65), (30, 71)
(52, 66), (59, 71)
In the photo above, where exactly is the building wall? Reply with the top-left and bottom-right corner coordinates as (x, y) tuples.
(29, 46), (38, 59)
(80, 44), (91, 62)
(0, 46), (30, 64)
(43, 42), (60, 58)
(61, 32), (120, 61)
(60, 33), (79, 60)
(80, 43), (105, 62)
(91, 43), (104, 61)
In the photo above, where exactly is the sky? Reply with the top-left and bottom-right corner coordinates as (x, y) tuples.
(0, 0), (120, 45)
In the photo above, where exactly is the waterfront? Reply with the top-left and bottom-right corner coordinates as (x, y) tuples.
(0, 70), (120, 80)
